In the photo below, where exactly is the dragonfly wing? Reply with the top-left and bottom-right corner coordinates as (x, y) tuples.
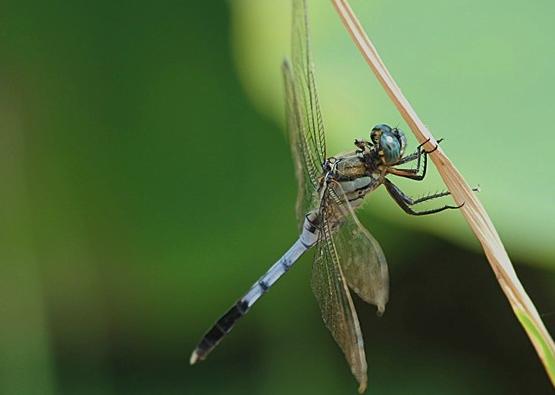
(291, 0), (326, 168)
(330, 185), (389, 314)
(311, 190), (368, 394)
(282, 60), (320, 226)
(282, 0), (327, 228)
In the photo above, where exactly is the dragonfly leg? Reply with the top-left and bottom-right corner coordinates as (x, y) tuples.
(394, 151), (420, 166)
(388, 138), (443, 181)
(387, 157), (428, 180)
(354, 138), (372, 155)
(423, 138), (443, 154)
(395, 138), (428, 164)
(394, 138), (442, 165)
(383, 178), (462, 216)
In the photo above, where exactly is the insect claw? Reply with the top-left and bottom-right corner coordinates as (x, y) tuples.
(424, 138), (443, 154)
(417, 137), (431, 150)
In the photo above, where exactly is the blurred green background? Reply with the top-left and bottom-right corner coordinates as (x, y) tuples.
(0, 0), (553, 394)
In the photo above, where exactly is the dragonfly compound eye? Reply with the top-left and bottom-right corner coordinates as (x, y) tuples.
(370, 124), (392, 145)
(371, 124), (405, 163)
(379, 130), (403, 163)
(391, 127), (407, 157)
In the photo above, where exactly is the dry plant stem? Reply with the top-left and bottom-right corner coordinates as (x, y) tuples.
(332, 0), (555, 386)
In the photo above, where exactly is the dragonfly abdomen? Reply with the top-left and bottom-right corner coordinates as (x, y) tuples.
(191, 300), (248, 364)
(190, 215), (319, 364)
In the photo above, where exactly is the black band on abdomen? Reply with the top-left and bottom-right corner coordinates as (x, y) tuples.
(193, 300), (249, 361)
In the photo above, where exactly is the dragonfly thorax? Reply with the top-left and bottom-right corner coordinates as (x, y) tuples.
(321, 152), (384, 210)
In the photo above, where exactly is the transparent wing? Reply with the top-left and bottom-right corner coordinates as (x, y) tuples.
(282, 60), (320, 226)
(292, 0), (326, 167)
(311, 188), (368, 394)
(330, 184), (389, 314)
(282, 0), (327, 228)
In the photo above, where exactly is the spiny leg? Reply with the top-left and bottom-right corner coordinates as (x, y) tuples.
(383, 178), (462, 216)
(394, 138), (429, 166)
(387, 160), (428, 181)
(388, 138), (443, 181)
(412, 189), (453, 204)
(394, 138), (442, 167)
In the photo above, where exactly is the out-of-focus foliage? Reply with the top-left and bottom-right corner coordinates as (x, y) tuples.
(231, 0), (555, 266)
(0, 1), (553, 395)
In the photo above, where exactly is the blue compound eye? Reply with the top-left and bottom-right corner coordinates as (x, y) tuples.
(370, 124), (392, 145)
(371, 124), (405, 163)
(380, 131), (402, 163)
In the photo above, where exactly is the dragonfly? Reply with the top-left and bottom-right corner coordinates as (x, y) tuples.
(190, 0), (463, 392)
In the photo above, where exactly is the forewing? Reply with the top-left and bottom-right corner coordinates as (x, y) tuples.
(330, 186), (389, 314)
(291, 0), (326, 168)
(311, 191), (368, 393)
(282, 0), (327, 228)
(291, 0), (326, 171)
(282, 60), (320, 226)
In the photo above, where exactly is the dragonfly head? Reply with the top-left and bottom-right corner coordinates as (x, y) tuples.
(370, 124), (407, 164)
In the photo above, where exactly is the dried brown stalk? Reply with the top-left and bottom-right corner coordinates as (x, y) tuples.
(332, 0), (555, 385)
